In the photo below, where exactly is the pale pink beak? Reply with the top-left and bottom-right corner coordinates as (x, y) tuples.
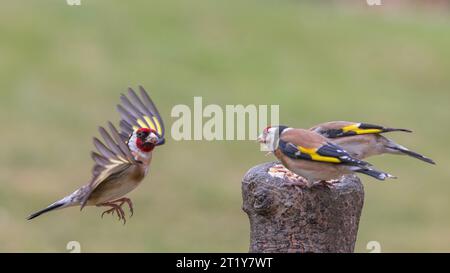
(257, 134), (266, 143)
(146, 133), (158, 144)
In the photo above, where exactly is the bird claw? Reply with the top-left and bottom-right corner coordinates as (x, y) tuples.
(114, 198), (134, 217)
(101, 206), (125, 224)
(98, 198), (133, 224)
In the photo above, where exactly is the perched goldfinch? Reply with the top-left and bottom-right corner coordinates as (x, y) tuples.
(310, 121), (435, 164)
(27, 87), (165, 224)
(258, 125), (395, 187)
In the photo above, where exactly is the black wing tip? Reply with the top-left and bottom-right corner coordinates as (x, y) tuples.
(385, 128), (413, 133)
(98, 125), (108, 135)
(420, 156), (436, 165)
(90, 151), (100, 159)
(126, 85), (149, 100)
(119, 94), (128, 103)
(138, 85), (147, 93)
(359, 123), (413, 134)
(390, 146), (436, 165)
(93, 137), (101, 144)
(128, 87), (139, 97)
(123, 85), (150, 100)
(355, 168), (396, 181)
(116, 104), (129, 115)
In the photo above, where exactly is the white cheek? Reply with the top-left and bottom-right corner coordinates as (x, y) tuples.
(267, 132), (279, 150)
(128, 133), (153, 163)
(128, 134), (139, 153)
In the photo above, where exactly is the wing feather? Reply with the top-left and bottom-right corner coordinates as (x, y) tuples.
(128, 88), (154, 122)
(120, 94), (144, 120)
(107, 122), (134, 161)
(117, 86), (165, 145)
(312, 121), (412, 138)
(279, 139), (370, 167)
(80, 87), (165, 209)
(120, 120), (133, 133)
(91, 151), (109, 166)
(116, 105), (138, 127)
(139, 86), (165, 136)
(93, 137), (115, 159)
(81, 123), (137, 209)
(99, 126), (126, 158)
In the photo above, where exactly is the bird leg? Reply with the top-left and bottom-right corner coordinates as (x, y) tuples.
(97, 202), (126, 224)
(111, 197), (134, 217)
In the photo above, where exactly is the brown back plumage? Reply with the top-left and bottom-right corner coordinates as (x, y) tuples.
(280, 128), (327, 149)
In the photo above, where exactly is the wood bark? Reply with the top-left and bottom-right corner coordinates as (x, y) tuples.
(242, 162), (364, 253)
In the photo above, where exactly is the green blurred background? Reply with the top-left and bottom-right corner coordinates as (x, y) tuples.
(0, 0), (449, 252)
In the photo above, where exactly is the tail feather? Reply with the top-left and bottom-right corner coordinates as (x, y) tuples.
(27, 202), (65, 220)
(355, 167), (396, 181)
(388, 146), (435, 165)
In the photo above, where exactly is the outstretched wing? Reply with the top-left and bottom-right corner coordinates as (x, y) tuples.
(279, 139), (370, 167)
(117, 86), (165, 145)
(311, 121), (412, 138)
(80, 122), (137, 209)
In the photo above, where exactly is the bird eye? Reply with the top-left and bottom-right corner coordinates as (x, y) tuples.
(137, 130), (150, 139)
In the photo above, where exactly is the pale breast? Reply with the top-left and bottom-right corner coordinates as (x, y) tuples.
(275, 149), (349, 181)
(87, 164), (146, 205)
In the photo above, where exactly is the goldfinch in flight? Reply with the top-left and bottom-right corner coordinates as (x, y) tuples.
(310, 121), (435, 164)
(258, 126), (395, 187)
(27, 86), (165, 224)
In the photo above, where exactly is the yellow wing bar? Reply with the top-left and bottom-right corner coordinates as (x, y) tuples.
(297, 146), (341, 163)
(342, 124), (383, 135)
(132, 115), (163, 136)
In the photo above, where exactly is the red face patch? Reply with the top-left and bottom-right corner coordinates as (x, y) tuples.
(136, 128), (155, 134)
(135, 138), (155, 152)
(135, 128), (157, 153)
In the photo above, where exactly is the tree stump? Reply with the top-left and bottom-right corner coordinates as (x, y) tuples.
(242, 162), (365, 253)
